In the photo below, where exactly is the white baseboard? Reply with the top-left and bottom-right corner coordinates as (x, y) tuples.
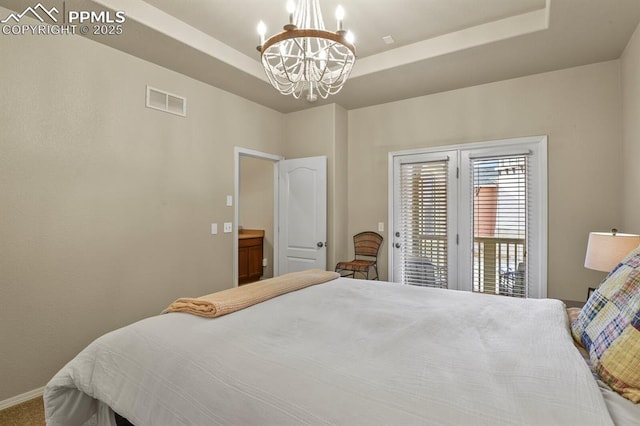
(0, 387), (44, 411)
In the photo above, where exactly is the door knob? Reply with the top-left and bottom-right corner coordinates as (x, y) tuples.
(317, 242), (324, 248)
(395, 243), (401, 248)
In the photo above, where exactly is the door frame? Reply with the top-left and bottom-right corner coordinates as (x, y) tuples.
(387, 136), (548, 297)
(234, 147), (284, 287)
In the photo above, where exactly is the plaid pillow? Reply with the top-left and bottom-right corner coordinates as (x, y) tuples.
(571, 244), (640, 403)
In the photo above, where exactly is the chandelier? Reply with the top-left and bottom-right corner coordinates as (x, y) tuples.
(256, 0), (356, 102)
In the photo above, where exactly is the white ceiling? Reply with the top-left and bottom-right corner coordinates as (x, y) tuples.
(3, 0), (640, 113)
(141, 0), (546, 59)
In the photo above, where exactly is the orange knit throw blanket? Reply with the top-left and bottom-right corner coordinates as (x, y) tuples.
(165, 269), (339, 318)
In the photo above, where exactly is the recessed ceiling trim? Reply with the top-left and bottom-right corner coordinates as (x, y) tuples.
(91, 0), (548, 85)
(351, 6), (550, 79)
(92, 0), (267, 82)
(66, 0), (640, 114)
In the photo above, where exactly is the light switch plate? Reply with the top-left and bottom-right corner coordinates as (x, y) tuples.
(378, 222), (384, 232)
(223, 222), (232, 233)
(226, 195), (233, 207)
(211, 223), (218, 235)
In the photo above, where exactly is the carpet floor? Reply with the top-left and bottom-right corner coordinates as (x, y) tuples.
(0, 397), (45, 426)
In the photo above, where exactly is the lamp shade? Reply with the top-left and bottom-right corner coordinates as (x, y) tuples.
(584, 231), (640, 272)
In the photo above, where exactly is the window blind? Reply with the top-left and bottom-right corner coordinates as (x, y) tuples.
(398, 160), (449, 288)
(471, 155), (528, 298)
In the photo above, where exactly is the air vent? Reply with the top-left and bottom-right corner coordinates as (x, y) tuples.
(146, 86), (186, 117)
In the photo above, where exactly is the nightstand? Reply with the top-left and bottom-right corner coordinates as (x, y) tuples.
(561, 299), (585, 309)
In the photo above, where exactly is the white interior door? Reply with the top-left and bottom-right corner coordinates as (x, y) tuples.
(277, 156), (327, 275)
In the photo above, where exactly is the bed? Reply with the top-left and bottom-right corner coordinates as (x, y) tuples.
(44, 271), (640, 425)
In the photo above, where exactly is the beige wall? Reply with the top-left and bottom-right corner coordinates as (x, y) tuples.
(0, 14), (283, 401)
(347, 61), (623, 301)
(1, 8), (634, 403)
(282, 104), (349, 270)
(332, 105), (350, 267)
(621, 22), (640, 233)
(239, 156), (275, 279)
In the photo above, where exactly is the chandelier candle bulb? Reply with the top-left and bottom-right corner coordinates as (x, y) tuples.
(346, 30), (354, 44)
(257, 21), (266, 47)
(335, 5), (344, 31)
(287, 0), (295, 25)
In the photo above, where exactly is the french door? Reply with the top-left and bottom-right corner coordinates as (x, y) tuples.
(389, 136), (547, 298)
(391, 151), (459, 289)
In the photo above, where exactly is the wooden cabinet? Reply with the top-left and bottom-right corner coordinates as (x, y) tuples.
(238, 230), (264, 285)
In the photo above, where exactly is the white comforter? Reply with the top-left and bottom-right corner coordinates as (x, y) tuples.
(44, 278), (613, 425)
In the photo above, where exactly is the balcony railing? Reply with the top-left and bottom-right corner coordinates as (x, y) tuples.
(473, 236), (526, 297)
(399, 235), (526, 297)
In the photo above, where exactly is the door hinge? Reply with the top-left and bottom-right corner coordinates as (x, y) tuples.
(456, 167), (459, 178)
(456, 234), (459, 245)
